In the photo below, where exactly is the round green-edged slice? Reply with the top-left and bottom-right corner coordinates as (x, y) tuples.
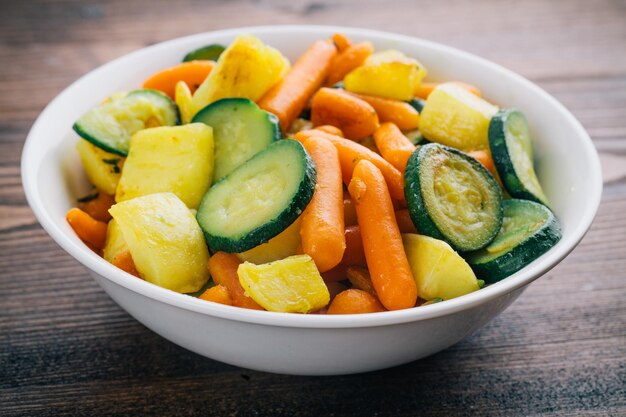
(182, 44), (226, 62)
(404, 143), (503, 252)
(465, 199), (562, 283)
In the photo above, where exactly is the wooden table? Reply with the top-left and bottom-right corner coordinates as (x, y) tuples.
(2, 1), (625, 415)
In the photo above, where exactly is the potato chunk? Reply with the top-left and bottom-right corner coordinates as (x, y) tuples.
(344, 50), (426, 101)
(76, 139), (124, 195)
(191, 35), (290, 115)
(237, 255), (329, 313)
(115, 123), (214, 209)
(418, 83), (498, 150)
(402, 234), (479, 300)
(109, 193), (210, 293)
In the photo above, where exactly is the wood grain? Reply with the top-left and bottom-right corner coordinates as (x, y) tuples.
(1, 0), (625, 416)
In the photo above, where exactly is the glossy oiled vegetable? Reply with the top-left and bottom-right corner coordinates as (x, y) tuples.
(344, 50), (426, 101)
(208, 252), (263, 310)
(466, 199), (561, 282)
(142, 60), (215, 99)
(236, 217), (302, 265)
(197, 140), (316, 253)
(190, 35), (290, 116)
(102, 219), (127, 263)
(237, 255), (330, 313)
(403, 233), (480, 300)
(109, 193), (210, 293)
(76, 140), (124, 195)
(73, 89), (179, 156)
(115, 123), (214, 209)
(310, 87), (379, 139)
(419, 83), (498, 151)
(404, 143), (503, 252)
(327, 289), (385, 314)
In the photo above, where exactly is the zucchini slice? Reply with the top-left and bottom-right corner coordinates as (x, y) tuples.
(466, 199), (561, 282)
(197, 140), (316, 253)
(407, 97), (426, 113)
(182, 44), (226, 62)
(404, 143), (503, 252)
(73, 89), (179, 156)
(488, 109), (549, 205)
(192, 98), (281, 181)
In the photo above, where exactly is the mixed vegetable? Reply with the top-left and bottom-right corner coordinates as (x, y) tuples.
(67, 33), (562, 314)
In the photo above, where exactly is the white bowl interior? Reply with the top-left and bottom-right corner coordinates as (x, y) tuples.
(22, 25), (602, 330)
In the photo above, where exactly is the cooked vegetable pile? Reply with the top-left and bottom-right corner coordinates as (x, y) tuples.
(67, 33), (562, 314)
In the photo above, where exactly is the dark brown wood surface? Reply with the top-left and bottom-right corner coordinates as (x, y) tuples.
(1, 1), (625, 416)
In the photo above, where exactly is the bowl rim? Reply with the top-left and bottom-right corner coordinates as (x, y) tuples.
(21, 24), (603, 329)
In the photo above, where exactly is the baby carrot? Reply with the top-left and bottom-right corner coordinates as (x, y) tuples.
(295, 129), (405, 201)
(320, 225), (367, 283)
(326, 41), (373, 86)
(199, 284), (233, 306)
(300, 136), (346, 272)
(331, 33), (352, 53)
(314, 124), (344, 137)
(415, 81), (481, 99)
(373, 122), (416, 173)
(348, 160), (417, 310)
(66, 208), (108, 250)
(208, 252), (264, 310)
(468, 149), (497, 176)
(111, 250), (141, 278)
(259, 40), (337, 133)
(142, 60), (216, 99)
(327, 289), (385, 314)
(310, 87), (379, 139)
(395, 209), (417, 234)
(348, 92), (420, 131)
(80, 192), (115, 223)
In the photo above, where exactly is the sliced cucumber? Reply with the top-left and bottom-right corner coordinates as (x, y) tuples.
(182, 44), (226, 62)
(465, 199), (561, 282)
(404, 143), (503, 252)
(73, 89), (179, 156)
(197, 140), (316, 253)
(408, 97), (426, 113)
(404, 129), (427, 145)
(489, 109), (549, 205)
(192, 98), (281, 181)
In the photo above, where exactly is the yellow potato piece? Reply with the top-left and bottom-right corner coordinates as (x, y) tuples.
(109, 193), (209, 293)
(102, 219), (127, 263)
(344, 50), (426, 101)
(236, 217), (302, 264)
(174, 81), (194, 124)
(76, 139), (125, 195)
(419, 82), (498, 151)
(191, 35), (290, 116)
(115, 123), (214, 209)
(237, 255), (330, 313)
(402, 233), (479, 300)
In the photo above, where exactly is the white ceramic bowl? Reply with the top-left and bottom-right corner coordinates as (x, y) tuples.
(21, 25), (602, 375)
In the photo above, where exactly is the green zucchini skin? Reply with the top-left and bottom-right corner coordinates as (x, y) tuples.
(466, 199), (562, 283)
(182, 44), (226, 62)
(73, 89), (179, 157)
(407, 98), (426, 113)
(196, 140), (316, 253)
(192, 97), (281, 181)
(404, 143), (503, 252)
(489, 109), (548, 205)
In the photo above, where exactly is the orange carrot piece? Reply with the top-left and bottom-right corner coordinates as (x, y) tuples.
(66, 208), (108, 250)
(343, 194), (358, 227)
(395, 209), (417, 234)
(142, 60), (215, 99)
(346, 266), (377, 296)
(468, 149), (497, 176)
(373, 122), (416, 173)
(311, 87), (379, 139)
(199, 284), (233, 306)
(331, 33), (352, 53)
(207, 252), (264, 310)
(300, 137), (346, 272)
(348, 160), (417, 310)
(415, 81), (481, 99)
(326, 41), (373, 86)
(327, 289), (385, 314)
(259, 40), (337, 133)
(80, 192), (115, 223)
(314, 124), (344, 137)
(111, 251), (141, 278)
(294, 129), (405, 201)
(343, 225), (367, 266)
(348, 92), (420, 131)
